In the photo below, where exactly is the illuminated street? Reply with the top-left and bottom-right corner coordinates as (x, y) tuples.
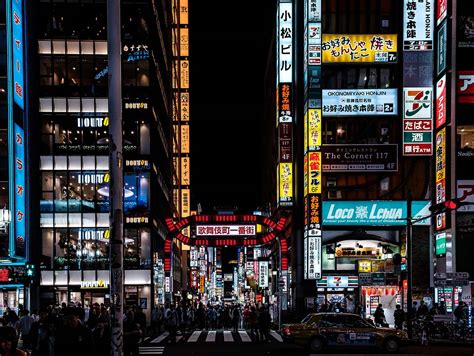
(1, 0), (474, 355)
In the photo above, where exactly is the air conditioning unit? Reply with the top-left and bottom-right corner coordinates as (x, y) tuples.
(328, 190), (342, 199)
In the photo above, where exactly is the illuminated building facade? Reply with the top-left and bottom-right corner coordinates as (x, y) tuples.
(35, 0), (177, 319)
(265, 0), (458, 318)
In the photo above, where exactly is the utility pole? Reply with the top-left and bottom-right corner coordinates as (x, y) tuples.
(406, 190), (413, 339)
(107, 0), (124, 354)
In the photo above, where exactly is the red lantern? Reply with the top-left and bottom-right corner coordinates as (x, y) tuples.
(391, 288), (396, 296)
(385, 288), (389, 296)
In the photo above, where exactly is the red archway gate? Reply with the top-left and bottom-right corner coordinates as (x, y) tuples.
(163, 213), (289, 296)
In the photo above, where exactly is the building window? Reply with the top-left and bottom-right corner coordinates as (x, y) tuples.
(124, 228), (151, 269)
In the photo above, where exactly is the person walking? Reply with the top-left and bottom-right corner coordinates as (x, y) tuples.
(151, 306), (163, 336)
(0, 326), (27, 356)
(393, 304), (405, 330)
(165, 304), (179, 344)
(16, 309), (34, 350)
(249, 306), (259, 342)
(258, 306), (271, 342)
(123, 310), (142, 356)
(374, 304), (388, 327)
(232, 305), (240, 333)
(54, 307), (96, 356)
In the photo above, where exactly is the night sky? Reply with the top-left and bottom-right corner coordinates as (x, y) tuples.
(190, 2), (276, 213)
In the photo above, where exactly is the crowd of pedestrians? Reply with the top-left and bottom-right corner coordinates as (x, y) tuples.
(151, 301), (274, 344)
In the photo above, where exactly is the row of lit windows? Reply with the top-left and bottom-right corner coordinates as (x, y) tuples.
(41, 227), (151, 270)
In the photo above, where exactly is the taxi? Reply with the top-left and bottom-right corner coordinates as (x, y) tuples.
(281, 312), (408, 353)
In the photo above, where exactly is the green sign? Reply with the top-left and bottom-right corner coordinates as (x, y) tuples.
(437, 20), (447, 76)
(435, 232), (447, 256)
(403, 131), (432, 143)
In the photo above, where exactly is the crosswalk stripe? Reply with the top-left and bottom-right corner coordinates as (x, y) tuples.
(176, 335), (183, 342)
(269, 330), (283, 342)
(187, 330), (201, 342)
(238, 330), (252, 342)
(223, 330), (233, 342)
(206, 330), (216, 342)
(150, 332), (169, 343)
(139, 346), (164, 355)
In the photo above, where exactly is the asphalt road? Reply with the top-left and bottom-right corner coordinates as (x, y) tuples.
(139, 330), (474, 355)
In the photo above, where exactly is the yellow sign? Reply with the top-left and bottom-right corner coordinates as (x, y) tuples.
(181, 125), (190, 153)
(278, 163), (293, 205)
(180, 60), (189, 88)
(358, 260), (372, 273)
(308, 152), (321, 194)
(322, 34), (397, 63)
(307, 109), (322, 151)
(181, 188), (191, 217)
(180, 28), (189, 57)
(181, 93), (190, 121)
(179, 0), (189, 25)
(181, 157), (190, 186)
(435, 127), (446, 183)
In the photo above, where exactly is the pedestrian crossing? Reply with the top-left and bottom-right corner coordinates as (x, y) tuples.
(139, 346), (164, 355)
(145, 329), (284, 345)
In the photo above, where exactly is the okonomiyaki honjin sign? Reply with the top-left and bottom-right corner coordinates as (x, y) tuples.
(322, 89), (397, 116)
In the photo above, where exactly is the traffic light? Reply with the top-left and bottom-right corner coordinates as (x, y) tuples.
(429, 198), (469, 214)
(26, 264), (35, 278)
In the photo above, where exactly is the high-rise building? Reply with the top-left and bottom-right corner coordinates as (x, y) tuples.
(266, 0), (454, 320)
(34, 0), (183, 318)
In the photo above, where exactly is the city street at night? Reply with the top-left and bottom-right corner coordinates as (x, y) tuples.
(1, 0), (474, 355)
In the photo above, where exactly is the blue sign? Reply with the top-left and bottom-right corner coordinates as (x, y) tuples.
(13, 124), (26, 257)
(11, 0), (24, 109)
(322, 201), (430, 226)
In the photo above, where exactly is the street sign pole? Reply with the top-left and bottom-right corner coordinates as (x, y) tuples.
(107, 0), (124, 354)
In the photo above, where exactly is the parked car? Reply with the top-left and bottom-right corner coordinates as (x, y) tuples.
(282, 312), (408, 353)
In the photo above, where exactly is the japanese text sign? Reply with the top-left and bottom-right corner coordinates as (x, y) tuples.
(322, 34), (397, 63)
(403, 0), (434, 50)
(323, 89), (397, 116)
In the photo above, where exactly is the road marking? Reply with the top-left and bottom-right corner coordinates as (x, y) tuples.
(206, 330), (216, 342)
(223, 330), (233, 342)
(176, 335), (183, 342)
(238, 330), (252, 342)
(150, 332), (169, 343)
(143, 337), (150, 342)
(187, 330), (201, 342)
(270, 330), (283, 342)
(139, 346), (164, 355)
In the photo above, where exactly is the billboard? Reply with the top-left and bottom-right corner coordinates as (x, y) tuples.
(304, 232), (321, 280)
(13, 124), (26, 257)
(279, 2), (293, 83)
(437, 20), (447, 75)
(457, 180), (474, 212)
(322, 34), (397, 63)
(304, 194), (321, 230)
(403, 51), (434, 87)
(435, 128), (447, 231)
(435, 232), (447, 256)
(278, 83), (293, 123)
(322, 145), (398, 172)
(457, 71), (474, 103)
(196, 225), (256, 236)
(403, 0), (434, 50)
(436, 76), (447, 129)
(403, 88), (433, 155)
(322, 201), (431, 226)
(278, 163), (293, 207)
(307, 152), (321, 194)
(305, 109), (321, 153)
(322, 89), (397, 116)
(11, 0), (24, 109)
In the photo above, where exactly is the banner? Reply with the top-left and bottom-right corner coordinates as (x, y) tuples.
(403, 0), (434, 50)
(322, 89), (397, 116)
(322, 34), (397, 63)
(322, 145), (398, 172)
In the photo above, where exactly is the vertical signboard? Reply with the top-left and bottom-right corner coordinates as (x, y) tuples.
(303, 0), (322, 281)
(13, 124), (25, 257)
(403, 88), (433, 155)
(12, 0), (24, 109)
(436, 75), (446, 129)
(435, 127), (447, 230)
(258, 261), (269, 288)
(437, 20), (447, 76)
(403, 0), (434, 51)
(276, 1), (294, 209)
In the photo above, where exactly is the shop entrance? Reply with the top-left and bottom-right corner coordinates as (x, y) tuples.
(0, 287), (24, 315)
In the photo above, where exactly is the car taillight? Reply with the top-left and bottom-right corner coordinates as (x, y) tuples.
(282, 327), (291, 335)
